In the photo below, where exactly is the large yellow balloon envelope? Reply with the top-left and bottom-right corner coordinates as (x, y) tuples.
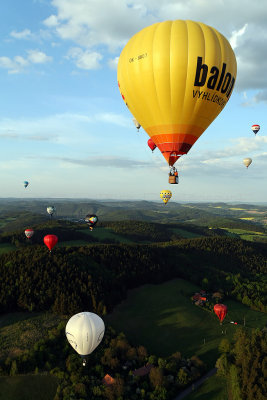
(117, 20), (237, 166)
(160, 190), (172, 204)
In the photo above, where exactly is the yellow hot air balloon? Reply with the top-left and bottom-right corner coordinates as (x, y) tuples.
(118, 20), (237, 168)
(160, 190), (172, 204)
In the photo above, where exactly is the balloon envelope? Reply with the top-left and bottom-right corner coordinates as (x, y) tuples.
(243, 158), (252, 168)
(25, 228), (34, 239)
(148, 138), (157, 152)
(24, 181), (29, 188)
(43, 234), (58, 251)
(47, 206), (55, 216)
(214, 304), (227, 322)
(66, 312), (105, 356)
(118, 20), (237, 166)
(251, 124), (260, 135)
(160, 190), (172, 204)
(85, 214), (98, 228)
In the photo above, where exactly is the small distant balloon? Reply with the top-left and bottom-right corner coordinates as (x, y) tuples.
(43, 234), (58, 252)
(243, 158), (252, 168)
(25, 228), (34, 239)
(251, 124), (260, 135)
(85, 214), (98, 231)
(147, 138), (157, 152)
(133, 118), (141, 131)
(24, 181), (29, 189)
(47, 206), (56, 217)
(160, 190), (172, 205)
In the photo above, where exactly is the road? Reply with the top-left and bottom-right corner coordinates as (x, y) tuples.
(173, 368), (217, 400)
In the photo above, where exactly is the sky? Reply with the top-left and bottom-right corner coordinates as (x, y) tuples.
(0, 0), (266, 202)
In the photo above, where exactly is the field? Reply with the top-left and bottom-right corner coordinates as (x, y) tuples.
(79, 227), (134, 243)
(0, 243), (16, 254)
(0, 374), (59, 400)
(106, 279), (267, 368)
(221, 227), (267, 242)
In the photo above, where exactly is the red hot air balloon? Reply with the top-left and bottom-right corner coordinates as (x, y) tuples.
(25, 228), (34, 239)
(147, 138), (157, 152)
(214, 304), (227, 324)
(44, 234), (58, 252)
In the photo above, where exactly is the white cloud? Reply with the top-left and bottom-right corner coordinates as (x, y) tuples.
(42, 0), (267, 98)
(66, 47), (102, 69)
(108, 56), (119, 70)
(229, 24), (248, 50)
(27, 49), (52, 63)
(43, 14), (59, 27)
(10, 29), (32, 39)
(95, 112), (130, 127)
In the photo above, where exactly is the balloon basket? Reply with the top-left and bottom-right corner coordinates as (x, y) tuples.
(169, 176), (178, 184)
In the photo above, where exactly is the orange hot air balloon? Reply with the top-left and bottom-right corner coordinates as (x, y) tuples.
(44, 234), (58, 252)
(117, 20), (237, 167)
(214, 304), (227, 324)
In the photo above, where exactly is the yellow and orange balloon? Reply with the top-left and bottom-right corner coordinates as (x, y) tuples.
(160, 190), (172, 205)
(118, 20), (237, 167)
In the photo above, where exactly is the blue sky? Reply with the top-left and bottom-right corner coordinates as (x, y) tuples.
(0, 0), (266, 202)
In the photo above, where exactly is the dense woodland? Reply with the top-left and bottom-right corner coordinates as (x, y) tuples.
(0, 216), (266, 399)
(216, 329), (266, 400)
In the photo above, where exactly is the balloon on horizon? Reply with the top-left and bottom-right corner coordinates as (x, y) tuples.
(160, 190), (172, 205)
(118, 20), (237, 168)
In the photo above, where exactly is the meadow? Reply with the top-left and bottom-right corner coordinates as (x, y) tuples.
(106, 278), (267, 368)
(0, 374), (59, 400)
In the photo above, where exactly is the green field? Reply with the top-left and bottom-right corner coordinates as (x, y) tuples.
(0, 243), (16, 254)
(221, 227), (267, 242)
(106, 279), (267, 368)
(79, 227), (133, 243)
(0, 374), (58, 400)
(170, 227), (202, 238)
(185, 374), (228, 400)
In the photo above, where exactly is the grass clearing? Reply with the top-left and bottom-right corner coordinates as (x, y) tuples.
(0, 374), (59, 400)
(79, 227), (133, 244)
(106, 279), (267, 368)
(170, 228), (202, 239)
(0, 243), (16, 254)
(221, 228), (267, 242)
(184, 374), (228, 400)
(0, 313), (66, 361)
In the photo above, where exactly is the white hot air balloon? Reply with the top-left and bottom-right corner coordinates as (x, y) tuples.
(133, 118), (141, 131)
(65, 312), (105, 366)
(243, 158), (252, 168)
(47, 206), (55, 218)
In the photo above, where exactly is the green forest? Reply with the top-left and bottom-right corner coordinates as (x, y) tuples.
(0, 202), (266, 400)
